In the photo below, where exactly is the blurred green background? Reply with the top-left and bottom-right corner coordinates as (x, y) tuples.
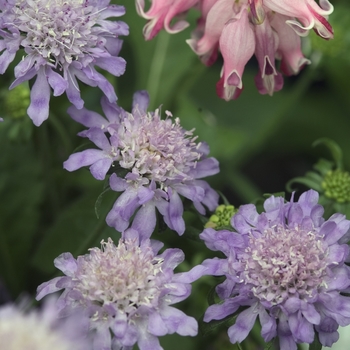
(1, 0), (350, 349)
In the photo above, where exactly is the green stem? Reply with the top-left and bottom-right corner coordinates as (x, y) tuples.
(146, 31), (170, 108)
(37, 123), (60, 215)
(49, 112), (72, 154)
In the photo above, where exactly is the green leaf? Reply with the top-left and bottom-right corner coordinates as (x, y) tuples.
(31, 190), (119, 275)
(313, 138), (343, 169)
(286, 177), (322, 192)
(313, 158), (334, 175)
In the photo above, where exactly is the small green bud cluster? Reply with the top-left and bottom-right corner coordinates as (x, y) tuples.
(5, 85), (30, 120)
(322, 169), (350, 203)
(205, 204), (238, 230)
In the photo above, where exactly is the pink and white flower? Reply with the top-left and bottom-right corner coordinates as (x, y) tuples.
(137, 0), (334, 100)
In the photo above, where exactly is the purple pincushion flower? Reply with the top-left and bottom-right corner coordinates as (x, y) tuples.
(0, 296), (91, 350)
(36, 231), (205, 350)
(0, 0), (128, 126)
(63, 90), (219, 239)
(200, 189), (350, 350)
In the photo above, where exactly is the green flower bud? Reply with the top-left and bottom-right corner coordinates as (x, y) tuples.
(205, 204), (238, 230)
(4, 85), (30, 120)
(322, 169), (350, 203)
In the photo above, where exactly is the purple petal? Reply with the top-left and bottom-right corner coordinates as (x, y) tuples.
(46, 67), (67, 96)
(89, 157), (113, 180)
(85, 128), (111, 150)
(191, 157), (220, 178)
(106, 187), (139, 231)
(164, 189), (185, 235)
(204, 298), (241, 322)
(158, 248), (184, 270)
(9, 67), (37, 89)
(53, 252), (77, 276)
(111, 313), (127, 338)
(0, 48), (16, 74)
(233, 211), (253, 234)
(288, 312), (314, 343)
(173, 183), (204, 202)
(94, 56), (126, 76)
(322, 219), (350, 245)
(109, 173), (127, 191)
(328, 244), (349, 265)
(137, 186), (155, 205)
(148, 311), (168, 336)
(27, 67), (50, 126)
(137, 323), (162, 350)
(82, 65), (117, 102)
(68, 105), (106, 128)
(298, 189), (319, 216)
(99, 5), (126, 19)
(228, 304), (258, 343)
(259, 306), (277, 341)
(201, 258), (226, 276)
(63, 149), (105, 172)
(131, 203), (157, 240)
(66, 69), (84, 109)
(132, 90), (149, 116)
(36, 277), (64, 300)
(160, 306), (198, 336)
(173, 265), (207, 284)
(324, 266), (350, 291)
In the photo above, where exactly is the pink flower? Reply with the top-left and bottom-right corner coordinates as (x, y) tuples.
(137, 0), (334, 100)
(136, 0), (199, 40)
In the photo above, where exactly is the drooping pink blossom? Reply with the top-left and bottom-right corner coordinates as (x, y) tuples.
(136, 0), (334, 100)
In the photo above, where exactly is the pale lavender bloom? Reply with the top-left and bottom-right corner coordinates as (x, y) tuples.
(200, 190), (350, 350)
(0, 0), (128, 126)
(64, 91), (219, 239)
(0, 296), (91, 350)
(36, 231), (205, 350)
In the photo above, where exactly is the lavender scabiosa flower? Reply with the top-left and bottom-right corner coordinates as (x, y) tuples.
(36, 231), (206, 350)
(63, 90), (219, 239)
(0, 0), (128, 126)
(200, 189), (350, 350)
(0, 297), (91, 350)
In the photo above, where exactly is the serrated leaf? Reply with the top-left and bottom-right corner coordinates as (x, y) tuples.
(313, 138), (343, 170)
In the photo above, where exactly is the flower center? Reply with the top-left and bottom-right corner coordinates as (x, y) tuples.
(75, 239), (164, 317)
(241, 224), (329, 305)
(12, 0), (102, 66)
(117, 110), (201, 184)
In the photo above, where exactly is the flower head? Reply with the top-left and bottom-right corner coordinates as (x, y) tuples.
(137, 0), (333, 100)
(0, 297), (91, 350)
(0, 0), (128, 125)
(36, 232), (205, 350)
(200, 190), (350, 349)
(322, 169), (350, 203)
(63, 90), (219, 239)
